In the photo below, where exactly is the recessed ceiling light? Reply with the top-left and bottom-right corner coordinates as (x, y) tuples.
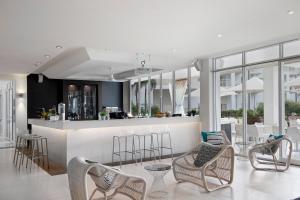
(217, 34), (223, 38)
(287, 10), (295, 15)
(56, 45), (63, 49)
(44, 55), (51, 59)
(172, 48), (177, 53)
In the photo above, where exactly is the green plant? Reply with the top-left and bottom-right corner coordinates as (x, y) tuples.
(131, 103), (138, 116)
(247, 109), (262, 124)
(151, 106), (160, 117)
(221, 109), (243, 118)
(99, 112), (107, 117)
(285, 100), (300, 117)
(256, 103), (264, 117)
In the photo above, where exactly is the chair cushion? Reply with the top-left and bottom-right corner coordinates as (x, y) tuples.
(254, 134), (283, 155)
(194, 142), (222, 168)
(88, 167), (116, 190)
(201, 131), (216, 142)
(266, 134), (284, 154)
(207, 133), (225, 145)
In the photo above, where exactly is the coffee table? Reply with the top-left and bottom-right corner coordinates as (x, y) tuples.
(144, 164), (171, 199)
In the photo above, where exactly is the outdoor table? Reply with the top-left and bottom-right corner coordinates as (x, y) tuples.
(144, 164), (171, 199)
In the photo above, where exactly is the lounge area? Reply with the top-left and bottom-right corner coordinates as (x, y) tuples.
(1, 1), (300, 200)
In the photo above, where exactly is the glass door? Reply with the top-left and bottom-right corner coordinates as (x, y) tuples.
(0, 80), (16, 148)
(246, 63), (279, 143)
(67, 85), (82, 120)
(83, 85), (97, 120)
(216, 68), (244, 154)
(282, 58), (300, 164)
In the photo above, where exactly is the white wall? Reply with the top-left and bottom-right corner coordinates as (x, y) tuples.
(0, 74), (27, 135)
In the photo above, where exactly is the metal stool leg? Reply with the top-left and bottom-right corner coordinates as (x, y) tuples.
(40, 137), (50, 169)
(118, 137), (122, 167)
(160, 132), (173, 160)
(125, 136), (127, 164)
(13, 136), (20, 164)
(112, 136), (115, 164)
(168, 132), (173, 160)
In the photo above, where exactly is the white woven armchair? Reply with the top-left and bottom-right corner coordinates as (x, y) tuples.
(68, 157), (147, 200)
(248, 136), (292, 172)
(172, 143), (234, 192)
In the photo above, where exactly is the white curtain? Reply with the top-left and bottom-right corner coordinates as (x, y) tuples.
(169, 79), (188, 115)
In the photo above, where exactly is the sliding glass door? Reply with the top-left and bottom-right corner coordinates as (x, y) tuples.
(246, 63), (279, 142)
(282, 58), (300, 164)
(216, 68), (244, 154)
(214, 38), (300, 163)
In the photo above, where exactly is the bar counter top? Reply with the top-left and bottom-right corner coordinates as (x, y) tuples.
(28, 116), (200, 130)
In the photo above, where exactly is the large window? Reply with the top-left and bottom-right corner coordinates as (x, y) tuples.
(216, 53), (242, 69)
(130, 79), (139, 117)
(161, 72), (173, 114)
(130, 67), (201, 117)
(246, 45), (279, 64)
(150, 74), (161, 117)
(218, 68), (243, 153)
(283, 59), (300, 162)
(140, 77), (149, 117)
(284, 39), (300, 57)
(190, 67), (200, 114)
(175, 69), (188, 115)
(213, 38), (300, 162)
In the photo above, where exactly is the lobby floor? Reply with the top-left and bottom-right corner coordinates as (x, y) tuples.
(1, 148), (300, 200)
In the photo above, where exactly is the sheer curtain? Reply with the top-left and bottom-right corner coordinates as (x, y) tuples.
(169, 79), (188, 115)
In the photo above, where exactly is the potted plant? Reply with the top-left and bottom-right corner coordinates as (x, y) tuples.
(99, 112), (107, 120)
(41, 111), (49, 120)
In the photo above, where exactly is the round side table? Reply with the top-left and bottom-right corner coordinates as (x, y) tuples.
(144, 164), (171, 199)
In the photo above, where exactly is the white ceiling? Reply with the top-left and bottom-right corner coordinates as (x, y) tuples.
(1, 0), (300, 77)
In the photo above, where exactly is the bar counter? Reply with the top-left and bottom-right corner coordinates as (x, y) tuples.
(28, 117), (201, 168)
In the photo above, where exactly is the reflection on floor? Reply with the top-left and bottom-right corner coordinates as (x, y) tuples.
(0, 148), (300, 200)
(0, 137), (14, 148)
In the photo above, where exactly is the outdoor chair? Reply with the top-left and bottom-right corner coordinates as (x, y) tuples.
(248, 135), (292, 172)
(68, 157), (147, 200)
(172, 132), (234, 192)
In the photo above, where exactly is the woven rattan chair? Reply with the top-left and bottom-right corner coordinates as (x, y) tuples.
(68, 157), (147, 200)
(248, 136), (292, 172)
(172, 137), (234, 192)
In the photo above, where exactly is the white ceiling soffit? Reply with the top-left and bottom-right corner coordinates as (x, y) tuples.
(37, 47), (185, 80)
(1, 0), (300, 75)
(36, 47), (135, 79)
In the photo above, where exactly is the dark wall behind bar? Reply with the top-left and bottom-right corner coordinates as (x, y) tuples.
(27, 74), (63, 118)
(101, 81), (123, 109)
(27, 74), (123, 119)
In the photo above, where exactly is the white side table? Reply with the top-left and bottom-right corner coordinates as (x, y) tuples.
(144, 164), (171, 199)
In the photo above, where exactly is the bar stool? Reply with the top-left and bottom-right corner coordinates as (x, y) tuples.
(39, 137), (50, 169)
(134, 133), (160, 164)
(13, 135), (24, 166)
(24, 135), (43, 171)
(158, 131), (173, 160)
(112, 134), (137, 167)
(14, 134), (37, 168)
(16, 134), (50, 171)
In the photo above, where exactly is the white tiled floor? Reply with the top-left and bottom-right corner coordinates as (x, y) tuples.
(1, 148), (300, 200)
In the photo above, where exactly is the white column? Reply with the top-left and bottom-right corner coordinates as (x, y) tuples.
(200, 59), (215, 130)
(264, 67), (278, 125)
(230, 73), (236, 109)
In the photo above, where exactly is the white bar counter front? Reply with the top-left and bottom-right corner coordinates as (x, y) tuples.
(28, 117), (201, 168)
